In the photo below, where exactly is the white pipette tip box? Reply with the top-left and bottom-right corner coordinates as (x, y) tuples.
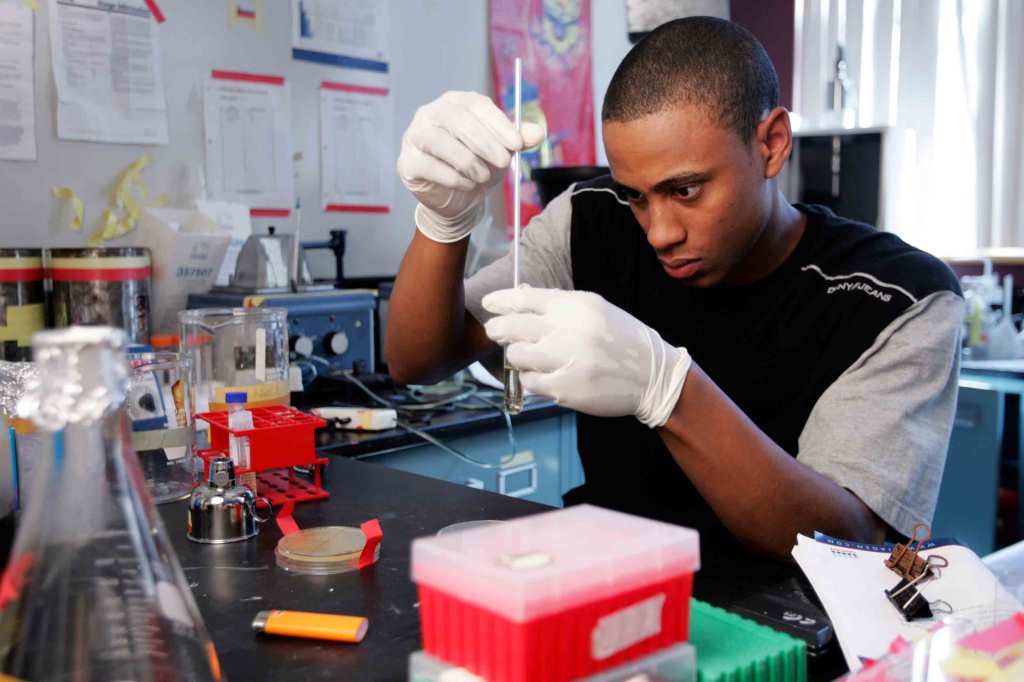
(411, 505), (700, 682)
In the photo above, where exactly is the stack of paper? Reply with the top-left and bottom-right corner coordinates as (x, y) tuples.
(792, 533), (1022, 671)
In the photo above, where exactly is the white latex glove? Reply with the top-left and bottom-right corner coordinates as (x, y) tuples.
(483, 287), (691, 428)
(397, 91), (544, 243)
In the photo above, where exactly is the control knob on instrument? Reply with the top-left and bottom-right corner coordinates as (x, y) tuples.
(290, 335), (314, 357)
(326, 332), (349, 356)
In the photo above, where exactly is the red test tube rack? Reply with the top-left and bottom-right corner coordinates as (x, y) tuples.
(195, 405), (329, 506)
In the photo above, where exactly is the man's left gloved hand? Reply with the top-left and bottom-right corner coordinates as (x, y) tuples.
(482, 287), (692, 428)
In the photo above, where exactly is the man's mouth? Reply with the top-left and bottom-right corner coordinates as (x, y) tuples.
(660, 258), (701, 279)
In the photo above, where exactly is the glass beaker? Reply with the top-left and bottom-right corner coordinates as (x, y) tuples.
(178, 308), (289, 481)
(178, 307), (289, 414)
(127, 350), (194, 504)
(0, 326), (223, 681)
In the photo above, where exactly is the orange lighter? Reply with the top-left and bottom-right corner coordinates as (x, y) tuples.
(251, 610), (368, 643)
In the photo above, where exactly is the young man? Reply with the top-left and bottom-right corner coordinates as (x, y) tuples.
(388, 17), (963, 569)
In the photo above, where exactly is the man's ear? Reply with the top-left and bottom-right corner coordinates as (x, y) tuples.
(754, 107), (793, 180)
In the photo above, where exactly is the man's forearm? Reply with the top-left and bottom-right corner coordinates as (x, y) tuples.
(386, 231), (488, 384)
(658, 363), (885, 559)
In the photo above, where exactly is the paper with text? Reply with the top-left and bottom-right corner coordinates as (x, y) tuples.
(48, 0), (168, 144)
(320, 82), (391, 213)
(0, 0), (36, 160)
(203, 72), (294, 214)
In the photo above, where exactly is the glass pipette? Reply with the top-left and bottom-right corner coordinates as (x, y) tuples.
(503, 57), (524, 415)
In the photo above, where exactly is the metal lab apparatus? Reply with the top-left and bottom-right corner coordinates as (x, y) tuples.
(0, 248), (46, 361)
(188, 290), (377, 375)
(47, 247), (152, 345)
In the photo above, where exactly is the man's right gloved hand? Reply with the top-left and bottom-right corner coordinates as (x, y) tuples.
(397, 91), (545, 244)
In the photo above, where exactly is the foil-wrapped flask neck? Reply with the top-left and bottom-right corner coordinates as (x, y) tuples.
(17, 326), (128, 430)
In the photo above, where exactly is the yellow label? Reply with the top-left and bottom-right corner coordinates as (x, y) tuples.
(0, 303), (45, 347)
(48, 255), (151, 270)
(211, 381), (290, 410)
(0, 257), (42, 269)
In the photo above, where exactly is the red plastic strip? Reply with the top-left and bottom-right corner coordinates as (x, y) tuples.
(236, 8), (256, 19)
(211, 70), (285, 86)
(250, 208), (292, 217)
(144, 0), (165, 23)
(358, 519), (383, 569)
(47, 266), (151, 282)
(0, 554), (34, 610)
(0, 268), (44, 282)
(320, 81), (389, 97)
(325, 204), (390, 214)
(276, 502), (300, 536)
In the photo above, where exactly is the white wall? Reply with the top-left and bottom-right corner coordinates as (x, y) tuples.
(0, 0), (631, 275)
(591, 0), (632, 166)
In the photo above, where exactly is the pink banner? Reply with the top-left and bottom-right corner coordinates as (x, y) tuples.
(490, 0), (595, 233)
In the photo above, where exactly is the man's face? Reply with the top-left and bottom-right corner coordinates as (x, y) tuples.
(603, 104), (770, 287)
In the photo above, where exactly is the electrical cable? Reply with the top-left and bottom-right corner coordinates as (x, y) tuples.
(324, 369), (519, 471)
(395, 420), (501, 470)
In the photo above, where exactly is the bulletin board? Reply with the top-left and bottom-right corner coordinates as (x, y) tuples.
(0, 0), (493, 277)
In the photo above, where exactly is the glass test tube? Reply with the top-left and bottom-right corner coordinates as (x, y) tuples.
(504, 56), (525, 415)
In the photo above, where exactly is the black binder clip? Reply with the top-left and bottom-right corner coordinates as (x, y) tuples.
(885, 554), (948, 621)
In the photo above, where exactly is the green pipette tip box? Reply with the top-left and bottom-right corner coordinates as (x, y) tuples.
(691, 599), (807, 682)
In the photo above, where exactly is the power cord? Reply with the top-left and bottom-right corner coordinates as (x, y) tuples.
(325, 368), (515, 471)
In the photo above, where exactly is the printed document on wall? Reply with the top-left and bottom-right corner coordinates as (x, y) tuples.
(0, 0), (36, 160)
(48, 0), (168, 145)
(292, 0), (388, 73)
(320, 82), (392, 213)
(203, 71), (294, 215)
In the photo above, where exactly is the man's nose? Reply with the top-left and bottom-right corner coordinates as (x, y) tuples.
(645, 201), (686, 252)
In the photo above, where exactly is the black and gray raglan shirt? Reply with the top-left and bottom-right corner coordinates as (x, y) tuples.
(466, 175), (964, 552)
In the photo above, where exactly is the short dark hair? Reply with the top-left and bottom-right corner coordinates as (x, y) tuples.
(602, 16), (779, 141)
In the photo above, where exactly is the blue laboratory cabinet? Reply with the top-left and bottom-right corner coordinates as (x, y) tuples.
(355, 412), (583, 508)
(932, 383), (1003, 555)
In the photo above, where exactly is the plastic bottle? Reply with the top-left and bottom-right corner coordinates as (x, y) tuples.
(0, 326), (223, 681)
(226, 390), (256, 488)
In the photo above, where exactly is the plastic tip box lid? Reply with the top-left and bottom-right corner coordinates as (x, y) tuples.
(411, 505), (700, 623)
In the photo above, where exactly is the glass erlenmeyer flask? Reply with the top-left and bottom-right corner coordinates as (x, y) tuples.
(0, 326), (224, 681)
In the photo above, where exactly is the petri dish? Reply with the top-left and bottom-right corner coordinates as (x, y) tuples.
(436, 520), (506, 536)
(275, 526), (379, 575)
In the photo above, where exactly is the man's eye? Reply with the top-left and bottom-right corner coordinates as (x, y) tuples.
(616, 186), (643, 203)
(673, 185), (701, 200)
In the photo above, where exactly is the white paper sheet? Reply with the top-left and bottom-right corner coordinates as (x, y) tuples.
(203, 72), (294, 213)
(320, 82), (392, 212)
(0, 1), (36, 160)
(48, 0), (168, 145)
(792, 533), (1023, 671)
(292, 0), (388, 73)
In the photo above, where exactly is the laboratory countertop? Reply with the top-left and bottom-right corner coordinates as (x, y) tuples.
(160, 457), (849, 682)
(311, 397), (567, 458)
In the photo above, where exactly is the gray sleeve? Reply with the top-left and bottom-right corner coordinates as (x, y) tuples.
(796, 290), (965, 537)
(464, 186), (574, 325)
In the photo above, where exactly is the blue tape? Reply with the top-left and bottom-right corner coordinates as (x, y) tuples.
(54, 429), (64, 471)
(8, 426), (18, 513)
(291, 48), (388, 73)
